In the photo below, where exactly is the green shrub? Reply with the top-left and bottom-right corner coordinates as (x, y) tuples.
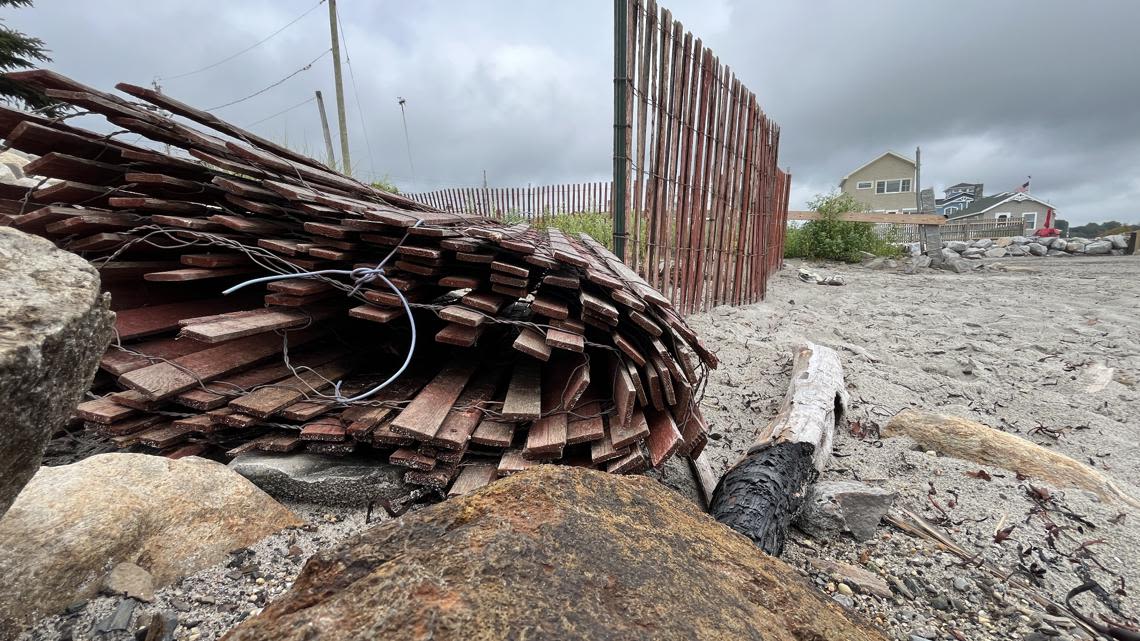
(784, 192), (904, 262)
(538, 211), (615, 250)
(370, 176), (401, 194)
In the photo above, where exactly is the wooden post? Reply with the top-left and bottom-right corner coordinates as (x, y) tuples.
(328, 0), (351, 176)
(708, 342), (847, 555)
(314, 91), (337, 171)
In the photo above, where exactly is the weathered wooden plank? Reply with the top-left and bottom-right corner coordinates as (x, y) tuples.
(227, 357), (353, 419)
(606, 447), (648, 474)
(447, 464), (497, 497)
(435, 323), (485, 347)
(500, 360), (541, 422)
(471, 420), (515, 448)
(611, 406), (650, 450)
(100, 336), (212, 376)
(300, 418), (347, 442)
(531, 294), (569, 320)
(566, 400), (605, 445)
(179, 307), (319, 343)
(545, 328), (584, 353)
(498, 449), (538, 475)
(75, 397), (136, 425)
(432, 368), (501, 449)
(438, 305), (486, 328)
(118, 329), (318, 400)
(390, 447), (435, 471)
(143, 267), (255, 282)
(590, 426), (628, 465)
(645, 408), (683, 468)
(390, 357), (478, 441)
(512, 328), (551, 362)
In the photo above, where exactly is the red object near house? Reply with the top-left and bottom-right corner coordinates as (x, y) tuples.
(1034, 208), (1061, 237)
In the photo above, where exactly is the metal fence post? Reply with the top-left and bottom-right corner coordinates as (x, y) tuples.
(612, 0), (629, 260)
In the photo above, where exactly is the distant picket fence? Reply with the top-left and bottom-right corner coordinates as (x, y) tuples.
(405, 182), (612, 221)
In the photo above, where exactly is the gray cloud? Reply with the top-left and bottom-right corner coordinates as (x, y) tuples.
(12, 0), (1139, 224)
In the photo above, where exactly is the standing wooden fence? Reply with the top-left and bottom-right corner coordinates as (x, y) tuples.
(405, 182), (611, 221)
(938, 218), (1028, 242)
(617, 0), (789, 314)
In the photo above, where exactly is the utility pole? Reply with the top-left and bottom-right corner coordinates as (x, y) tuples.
(314, 90), (337, 171)
(914, 146), (921, 214)
(328, 0), (351, 176)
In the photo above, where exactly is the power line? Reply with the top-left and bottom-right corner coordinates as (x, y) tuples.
(245, 95), (317, 127)
(207, 48), (331, 111)
(159, 0), (327, 82)
(334, 4), (377, 179)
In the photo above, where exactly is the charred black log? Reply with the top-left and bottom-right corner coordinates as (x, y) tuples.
(708, 442), (817, 555)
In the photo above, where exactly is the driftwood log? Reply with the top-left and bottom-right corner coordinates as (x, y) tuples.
(885, 410), (1140, 508)
(708, 341), (847, 554)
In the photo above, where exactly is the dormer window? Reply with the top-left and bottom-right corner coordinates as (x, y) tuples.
(876, 179), (912, 194)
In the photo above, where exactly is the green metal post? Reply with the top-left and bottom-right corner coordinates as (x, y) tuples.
(612, 0), (628, 261)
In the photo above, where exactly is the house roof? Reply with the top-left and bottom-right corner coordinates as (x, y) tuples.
(949, 191), (1057, 220)
(839, 151), (916, 186)
(936, 192), (976, 206)
(947, 182), (981, 189)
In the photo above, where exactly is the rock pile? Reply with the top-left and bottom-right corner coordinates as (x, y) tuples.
(941, 233), (1130, 260)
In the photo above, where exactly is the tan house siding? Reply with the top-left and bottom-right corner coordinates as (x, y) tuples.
(956, 198), (1051, 231)
(839, 153), (917, 212)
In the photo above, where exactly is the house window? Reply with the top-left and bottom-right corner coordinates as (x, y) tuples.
(876, 179), (912, 194)
(1023, 212), (1038, 230)
(855, 181), (872, 190)
(994, 212), (1011, 222)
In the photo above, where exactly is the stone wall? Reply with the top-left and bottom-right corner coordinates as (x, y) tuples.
(941, 233), (1131, 260)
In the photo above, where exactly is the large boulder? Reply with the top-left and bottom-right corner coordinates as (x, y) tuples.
(1107, 234), (1128, 249)
(972, 238), (994, 249)
(945, 241), (968, 253)
(1027, 242), (1048, 256)
(225, 466), (888, 641)
(1084, 240), (1112, 255)
(961, 248), (985, 259)
(229, 451), (407, 506)
(1047, 236), (1069, 250)
(984, 247), (1007, 258)
(0, 227), (115, 518)
(1065, 238), (1089, 253)
(1009, 236), (1029, 245)
(0, 453), (301, 638)
(939, 257), (971, 273)
(1008, 244), (1028, 257)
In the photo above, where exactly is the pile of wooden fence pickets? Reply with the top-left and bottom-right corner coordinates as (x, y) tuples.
(0, 70), (716, 497)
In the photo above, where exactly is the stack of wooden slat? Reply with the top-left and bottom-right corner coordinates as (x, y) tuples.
(0, 70), (717, 497)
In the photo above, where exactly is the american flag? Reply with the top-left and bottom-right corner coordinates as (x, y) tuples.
(1015, 176), (1031, 193)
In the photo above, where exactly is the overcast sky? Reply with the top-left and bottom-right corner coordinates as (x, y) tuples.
(11, 0), (1140, 224)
